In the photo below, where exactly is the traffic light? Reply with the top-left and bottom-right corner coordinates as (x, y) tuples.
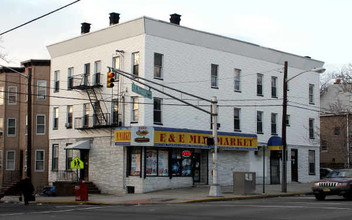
(107, 72), (115, 88)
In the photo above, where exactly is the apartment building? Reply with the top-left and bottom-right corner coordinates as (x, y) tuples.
(0, 59), (50, 191)
(47, 13), (324, 193)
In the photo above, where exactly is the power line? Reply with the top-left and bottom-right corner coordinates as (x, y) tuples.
(0, 0), (81, 36)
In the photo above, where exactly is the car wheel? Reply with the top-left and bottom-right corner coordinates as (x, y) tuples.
(315, 193), (326, 201)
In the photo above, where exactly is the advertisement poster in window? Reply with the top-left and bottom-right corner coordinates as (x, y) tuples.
(172, 150), (182, 176)
(131, 153), (140, 175)
(182, 151), (192, 176)
(146, 150), (157, 175)
(158, 150), (168, 176)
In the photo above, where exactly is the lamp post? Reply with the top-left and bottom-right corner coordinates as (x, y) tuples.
(281, 61), (325, 192)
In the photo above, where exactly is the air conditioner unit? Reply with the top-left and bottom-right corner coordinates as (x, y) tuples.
(65, 122), (72, 128)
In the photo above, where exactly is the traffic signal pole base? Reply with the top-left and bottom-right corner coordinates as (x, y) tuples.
(209, 184), (222, 197)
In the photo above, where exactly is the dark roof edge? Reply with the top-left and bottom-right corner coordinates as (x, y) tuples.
(0, 66), (25, 73)
(21, 59), (51, 67)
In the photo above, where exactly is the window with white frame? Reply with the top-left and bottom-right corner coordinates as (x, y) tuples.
(7, 118), (16, 136)
(6, 150), (15, 170)
(37, 80), (47, 100)
(52, 144), (59, 171)
(257, 111), (263, 134)
(154, 53), (163, 79)
(66, 144), (73, 171)
(234, 69), (241, 92)
(211, 64), (218, 88)
(36, 114), (45, 135)
(309, 118), (315, 139)
(132, 52), (139, 76)
(309, 84), (314, 104)
(67, 67), (73, 90)
(131, 97), (139, 122)
(112, 99), (119, 125)
(35, 150), (45, 172)
(67, 105), (73, 128)
(84, 63), (90, 86)
(8, 86), (17, 104)
(0, 86), (3, 105)
(234, 108), (240, 131)
(53, 107), (59, 130)
(154, 98), (162, 124)
(83, 103), (89, 127)
(113, 56), (120, 69)
(271, 76), (277, 98)
(271, 113), (277, 135)
(257, 73), (263, 96)
(94, 61), (101, 85)
(286, 114), (291, 126)
(54, 70), (60, 92)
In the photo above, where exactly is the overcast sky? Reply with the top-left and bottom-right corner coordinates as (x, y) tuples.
(0, 0), (351, 73)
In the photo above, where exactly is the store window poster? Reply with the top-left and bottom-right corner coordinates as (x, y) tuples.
(131, 153), (140, 175)
(158, 150), (168, 176)
(146, 150), (157, 175)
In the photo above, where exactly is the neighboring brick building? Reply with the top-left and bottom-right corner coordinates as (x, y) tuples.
(0, 60), (50, 191)
(47, 13), (323, 194)
(320, 83), (352, 168)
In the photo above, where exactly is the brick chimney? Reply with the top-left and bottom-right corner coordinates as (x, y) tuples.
(109, 12), (120, 26)
(170, 13), (181, 25)
(81, 22), (91, 34)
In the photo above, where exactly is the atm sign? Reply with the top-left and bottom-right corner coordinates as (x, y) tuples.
(182, 150), (192, 157)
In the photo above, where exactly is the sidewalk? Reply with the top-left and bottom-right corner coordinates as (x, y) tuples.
(1, 182), (313, 205)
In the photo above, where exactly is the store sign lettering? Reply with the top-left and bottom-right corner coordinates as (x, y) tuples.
(115, 130), (131, 142)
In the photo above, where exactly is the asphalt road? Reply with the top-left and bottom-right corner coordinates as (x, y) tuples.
(1, 195), (352, 220)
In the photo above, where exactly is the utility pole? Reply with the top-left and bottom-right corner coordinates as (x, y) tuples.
(281, 61), (288, 193)
(209, 96), (222, 197)
(27, 68), (32, 179)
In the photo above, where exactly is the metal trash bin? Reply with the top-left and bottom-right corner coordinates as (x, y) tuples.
(233, 172), (256, 195)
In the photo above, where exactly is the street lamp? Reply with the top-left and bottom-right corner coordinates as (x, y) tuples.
(281, 61), (325, 192)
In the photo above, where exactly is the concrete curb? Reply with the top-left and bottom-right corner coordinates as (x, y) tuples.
(27, 192), (310, 206)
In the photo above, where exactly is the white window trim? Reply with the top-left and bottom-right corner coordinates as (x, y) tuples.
(37, 80), (47, 100)
(6, 150), (15, 171)
(35, 149), (45, 172)
(154, 53), (163, 79)
(153, 98), (163, 124)
(7, 118), (16, 137)
(8, 86), (17, 105)
(36, 114), (46, 135)
(234, 69), (241, 92)
(53, 107), (59, 130)
(131, 97), (139, 123)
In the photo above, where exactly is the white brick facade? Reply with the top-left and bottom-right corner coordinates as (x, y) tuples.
(47, 16), (323, 193)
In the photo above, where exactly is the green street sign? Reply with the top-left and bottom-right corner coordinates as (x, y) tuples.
(71, 157), (84, 169)
(132, 83), (152, 99)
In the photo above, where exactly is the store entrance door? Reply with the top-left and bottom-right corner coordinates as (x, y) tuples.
(80, 150), (89, 181)
(193, 153), (201, 182)
(291, 149), (298, 182)
(270, 151), (281, 184)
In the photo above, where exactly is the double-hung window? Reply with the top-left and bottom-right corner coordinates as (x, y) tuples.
(131, 97), (139, 123)
(53, 107), (59, 130)
(153, 98), (162, 124)
(271, 113), (277, 135)
(309, 84), (315, 104)
(67, 67), (74, 90)
(211, 64), (218, 88)
(35, 150), (45, 172)
(66, 144), (73, 171)
(112, 99), (119, 125)
(271, 76), (277, 98)
(257, 73), (263, 96)
(132, 52), (139, 76)
(67, 105), (73, 128)
(257, 111), (263, 134)
(8, 86), (17, 104)
(83, 103), (89, 127)
(154, 53), (163, 79)
(7, 118), (16, 136)
(94, 61), (101, 85)
(6, 150), (15, 171)
(36, 114), (45, 135)
(84, 63), (90, 86)
(234, 69), (241, 92)
(54, 71), (60, 92)
(37, 80), (47, 100)
(286, 115), (291, 126)
(52, 144), (59, 171)
(309, 118), (315, 139)
(234, 108), (240, 131)
(113, 56), (120, 70)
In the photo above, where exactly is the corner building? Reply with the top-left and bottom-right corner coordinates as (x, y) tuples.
(47, 14), (324, 193)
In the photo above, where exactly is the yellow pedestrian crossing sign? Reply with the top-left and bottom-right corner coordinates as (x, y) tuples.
(71, 157), (84, 169)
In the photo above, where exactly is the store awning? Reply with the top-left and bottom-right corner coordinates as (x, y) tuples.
(267, 136), (283, 151)
(65, 140), (91, 150)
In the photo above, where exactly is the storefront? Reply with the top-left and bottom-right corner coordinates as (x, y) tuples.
(116, 126), (257, 193)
